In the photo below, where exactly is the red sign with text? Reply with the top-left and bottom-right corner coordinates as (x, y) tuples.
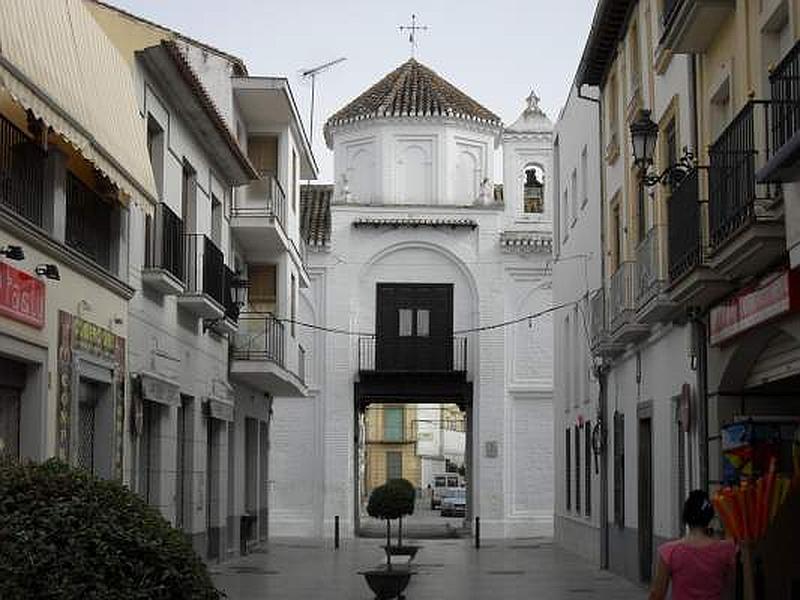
(0, 261), (45, 328)
(710, 269), (800, 346)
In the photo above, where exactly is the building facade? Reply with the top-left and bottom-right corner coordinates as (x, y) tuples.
(362, 404), (422, 498)
(558, 0), (800, 591)
(283, 60), (555, 539)
(552, 81), (603, 565)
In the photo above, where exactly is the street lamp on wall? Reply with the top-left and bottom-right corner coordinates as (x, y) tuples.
(630, 109), (695, 188)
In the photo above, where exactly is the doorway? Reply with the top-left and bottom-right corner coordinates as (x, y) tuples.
(638, 403), (654, 583)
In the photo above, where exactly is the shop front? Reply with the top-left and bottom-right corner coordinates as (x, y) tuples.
(708, 267), (800, 598)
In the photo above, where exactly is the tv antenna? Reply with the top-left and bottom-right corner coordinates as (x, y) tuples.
(301, 57), (347, 147)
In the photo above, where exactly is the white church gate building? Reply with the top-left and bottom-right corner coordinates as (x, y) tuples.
(271, 59), (555, 539)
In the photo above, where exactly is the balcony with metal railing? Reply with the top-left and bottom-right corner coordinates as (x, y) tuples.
(659, 0), (735, 53)
(0, 114), (46, 229)
(609, 261), (648, 345)
(758, 39), (800, 183)
(142, 202), (184, 294)
(176, 234), (225, 319)
(707, 101), (784, 280)
(230, 173), (290, 259)
(358, 336), (468, 373)
(636, 224), (676, 323)
(230, 312), (307, 396)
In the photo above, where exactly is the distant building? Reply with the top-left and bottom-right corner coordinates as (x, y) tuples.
(362, 404), (421, 499)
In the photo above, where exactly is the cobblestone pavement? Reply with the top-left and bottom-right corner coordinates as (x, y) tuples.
(210, 537), (647, 600)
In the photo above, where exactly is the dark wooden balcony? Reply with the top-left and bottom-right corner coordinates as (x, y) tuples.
(142, 202), (184, 294)
(708, 101), (784, 279)
(230, 312), (306, 396)
(65, 172), (113, 272)
(758, 40), (800, 183)
(659, 0), (735, 53)
(0, 114), (46, 229)
(176, 234), (225, 319)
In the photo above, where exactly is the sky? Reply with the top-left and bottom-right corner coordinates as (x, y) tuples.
(111, 0), (596, 182)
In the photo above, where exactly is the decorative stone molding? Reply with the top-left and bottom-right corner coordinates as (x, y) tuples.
(500, 231), (554, 254)
(353, 217), (478, 230)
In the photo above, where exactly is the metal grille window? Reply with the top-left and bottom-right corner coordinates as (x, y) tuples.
(613, 412), (626, 527)
(0, 115), (46, 227)
(0, 386), (21, 460)
(383, 407), (404, 442)
(566, 428), (571, 511)
(386, 451), (402, 481)
(575, 425), (581, 514)
(139, 400), (160, 505)
(66, 173), (113, 271)
(585, 421), (592, 517)
(77, 384), (98, 473)
(176, 400), (188, 529)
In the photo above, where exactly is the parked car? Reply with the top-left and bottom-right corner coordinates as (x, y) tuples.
(439, 487), (466, 517)
(430, 474), (461, 509)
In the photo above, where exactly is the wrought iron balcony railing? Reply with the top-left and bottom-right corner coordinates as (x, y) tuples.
(183, 234), (225, 306)
(708, 101), (779, 251)
(609, 261), (637, 331)
(232, 312), (285, 367)
(358, 335), (468, 373)
(66, 172), (113, 271)
(145, 202), (184, 282)
(0, 114), (46, 228)
(769, 39), (800, 155)
(668, 168), (703, 282)
(636, 224), (668, 305)
(232, 172), (287, 229)
(223, 265), (240, 323)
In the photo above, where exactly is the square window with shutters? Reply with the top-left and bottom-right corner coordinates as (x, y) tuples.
(386, 451), (403, 481)
(614, 412), (626, 527)
(383, 407), (404, 442)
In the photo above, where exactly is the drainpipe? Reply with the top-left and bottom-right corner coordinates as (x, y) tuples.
(579, 82), (609, 570)
(690, 311), (709, 492)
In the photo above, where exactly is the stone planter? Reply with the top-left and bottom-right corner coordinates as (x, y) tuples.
(359, 567), (412, 600)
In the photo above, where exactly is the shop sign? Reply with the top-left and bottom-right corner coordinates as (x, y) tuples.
(710, 269), (800, 346)
(0, 262), (45, 328)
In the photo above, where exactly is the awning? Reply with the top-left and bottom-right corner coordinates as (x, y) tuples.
(0, 0), (157, 203)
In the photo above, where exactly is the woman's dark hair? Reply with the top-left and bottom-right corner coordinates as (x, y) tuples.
(683, 489), (715, 528)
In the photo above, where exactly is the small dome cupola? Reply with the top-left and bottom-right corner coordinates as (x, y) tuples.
(505, 90), (553, 134)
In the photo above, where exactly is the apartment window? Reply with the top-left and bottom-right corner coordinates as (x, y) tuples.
(614, 411), (625, 527)
(386, 451), (403, 481)
(575, 425), (581, 514)
(248, 264), (276, 311)
(211, 194), (222, 247)
(562, 189), (569, 240)
(608, 73), (619, 146)
(384, 407), (404, 442)
(292, 149), (298, 213)
(181, 160), (197, 232)
(580, 147), (588, 208)
(709, 76), (731, 141)
(636, 168), (647, 244)
(611, 200), (622, 271)
(629, 20), (642, 96)
(570, 169), (578, 225)
(585, 421), (592, 517)
(290, 273), (296, 338)
(566, 428), (572, 511)
(65, 173), (113, 271)
(761, 3), (792, 98)
(146, 115), (164, 198)
(663, 117), (678, 193)
(398, 308), (431, 337)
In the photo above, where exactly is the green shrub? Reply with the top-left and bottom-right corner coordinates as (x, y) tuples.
(0, 458), (223, 599)
(385, 478), (415, 517)
(366, 482), (407, 521)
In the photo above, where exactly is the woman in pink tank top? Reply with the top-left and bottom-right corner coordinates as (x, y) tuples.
(649, 490), (737, 600)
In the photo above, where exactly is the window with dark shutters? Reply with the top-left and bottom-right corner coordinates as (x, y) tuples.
(566, 428), (571, 511)
(614, 411), (625, 527)
(575, 425), (581, 514)
(585, 421), (592, 517)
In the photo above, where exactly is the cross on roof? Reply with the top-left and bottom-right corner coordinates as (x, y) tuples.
(399, 14), (428, 59)
(526, 90), (542, 114)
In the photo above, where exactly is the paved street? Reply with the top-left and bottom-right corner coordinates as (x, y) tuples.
(210, 537), (647, 600)
(359, 494), (468, 539)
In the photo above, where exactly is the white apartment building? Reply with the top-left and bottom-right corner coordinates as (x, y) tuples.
(552, 81), (603, 565)
(88, 1), (316, 561)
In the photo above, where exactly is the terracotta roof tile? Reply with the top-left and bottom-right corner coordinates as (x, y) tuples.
(325, 59), (501, 140)
(300, 184), (332, 247)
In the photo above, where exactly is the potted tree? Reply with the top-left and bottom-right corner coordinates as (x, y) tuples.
(384, 478), (420, 561)
(359, 482), (414, 599)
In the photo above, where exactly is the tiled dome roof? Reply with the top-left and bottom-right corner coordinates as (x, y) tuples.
(324, 59), (501, 142)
